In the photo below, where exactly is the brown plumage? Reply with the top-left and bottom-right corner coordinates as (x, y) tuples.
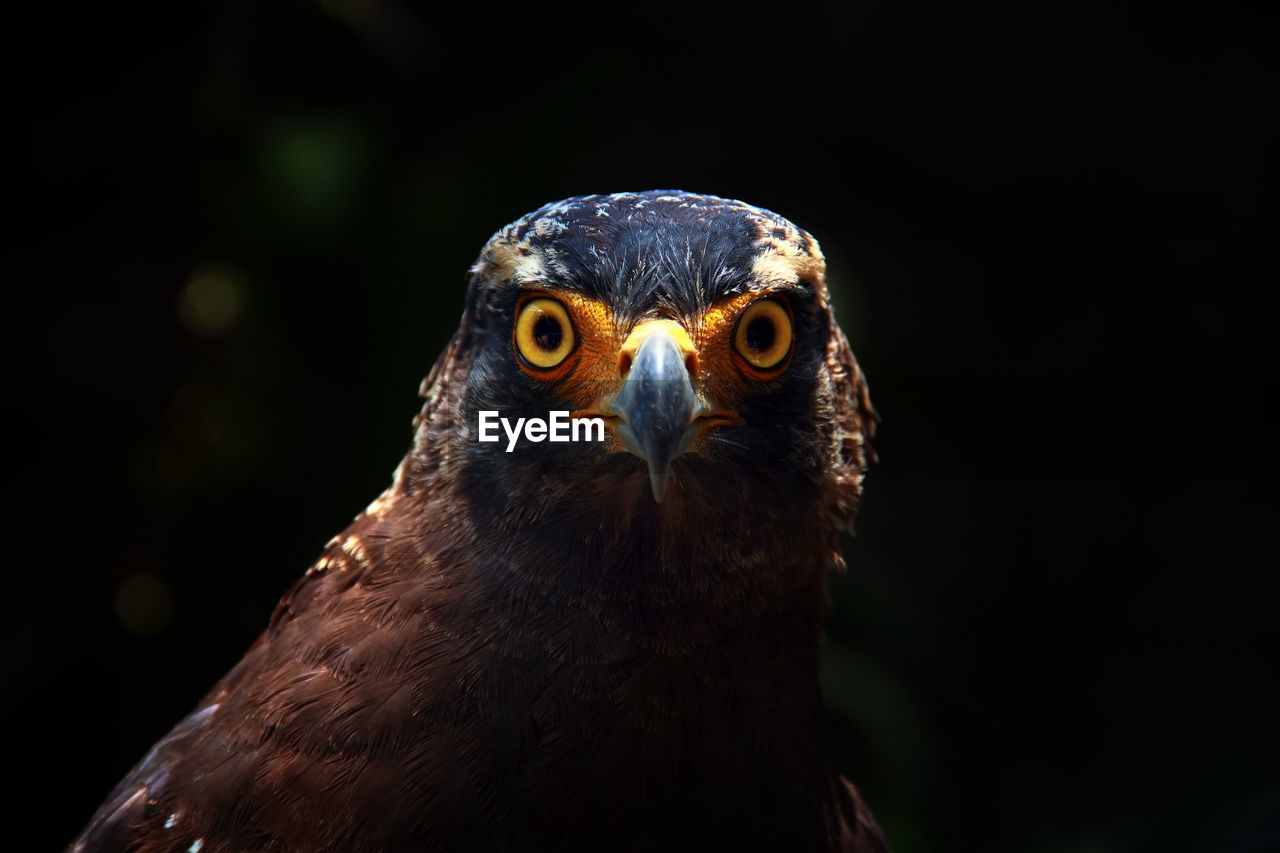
(72, 191), (885, 852)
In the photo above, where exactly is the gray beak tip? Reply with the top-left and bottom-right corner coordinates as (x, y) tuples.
(649, 467), (671, 503)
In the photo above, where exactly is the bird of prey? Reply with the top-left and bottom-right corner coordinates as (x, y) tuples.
(72, 191), (884, 852)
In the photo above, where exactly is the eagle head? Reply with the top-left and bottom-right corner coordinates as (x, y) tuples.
(407, 191), (875, 548)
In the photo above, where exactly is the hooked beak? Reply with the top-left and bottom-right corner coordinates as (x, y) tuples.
(609, 321), (704, 502)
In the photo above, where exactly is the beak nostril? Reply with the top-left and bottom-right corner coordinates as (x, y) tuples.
(684, 352), (698, 378)
(618, 352), (633, 378)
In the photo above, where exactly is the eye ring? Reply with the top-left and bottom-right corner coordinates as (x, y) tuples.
(733, 298), (794, 375)
(514, 296), (576, 371)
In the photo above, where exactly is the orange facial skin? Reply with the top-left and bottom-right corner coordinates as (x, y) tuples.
(513, 288), (796, 453)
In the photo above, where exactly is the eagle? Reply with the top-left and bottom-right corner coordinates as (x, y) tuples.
(72, 191), (885, 852)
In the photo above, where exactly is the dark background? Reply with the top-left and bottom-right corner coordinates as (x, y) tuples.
(14, 2), (1277, 851)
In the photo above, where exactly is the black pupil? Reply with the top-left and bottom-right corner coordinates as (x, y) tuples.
(533, 315), (562, 351)
(745, 314), (776, 353)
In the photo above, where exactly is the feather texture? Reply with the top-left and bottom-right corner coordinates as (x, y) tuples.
(72, 191), (886, 852)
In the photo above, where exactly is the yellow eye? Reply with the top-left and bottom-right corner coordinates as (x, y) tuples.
(514, 297), (576, 370)
(733, 298), (793, 373)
